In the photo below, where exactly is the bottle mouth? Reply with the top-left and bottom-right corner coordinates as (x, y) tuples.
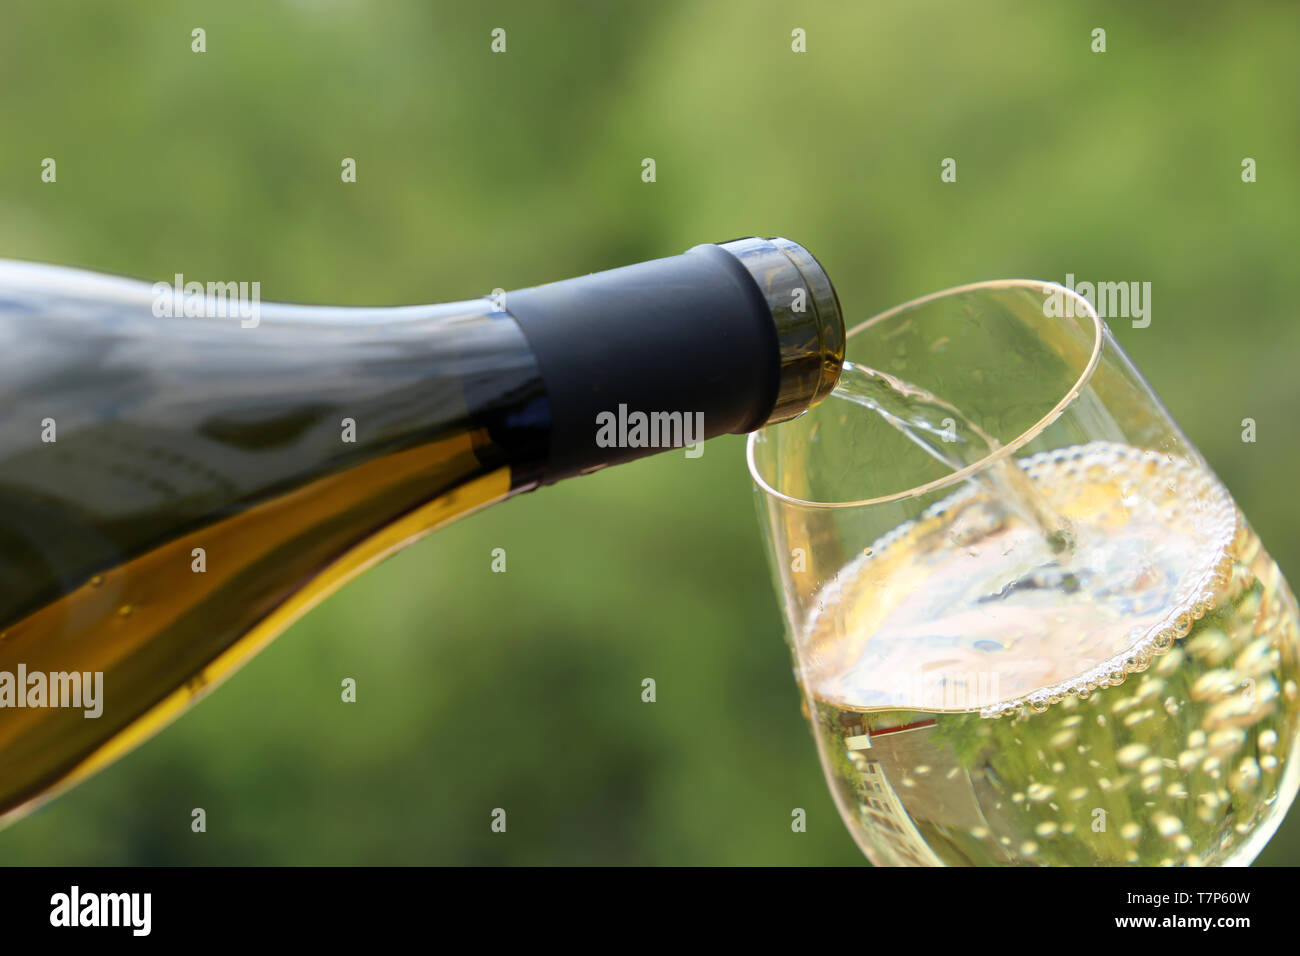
(714, 237), (845, 425)
(747, 279), (1105, 510)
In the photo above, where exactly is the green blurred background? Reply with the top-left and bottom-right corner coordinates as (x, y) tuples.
(1, 0), (1297, 864)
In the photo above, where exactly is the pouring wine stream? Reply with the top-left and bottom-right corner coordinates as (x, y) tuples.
(832, 360), (1077, 558)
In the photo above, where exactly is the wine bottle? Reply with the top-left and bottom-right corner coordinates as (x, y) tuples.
(0, 237), (844, 823)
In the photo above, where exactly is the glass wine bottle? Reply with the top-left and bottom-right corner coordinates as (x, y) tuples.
(0, 237), (845, 823)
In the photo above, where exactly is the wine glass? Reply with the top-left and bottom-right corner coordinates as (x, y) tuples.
(747, 280), (1300, 866)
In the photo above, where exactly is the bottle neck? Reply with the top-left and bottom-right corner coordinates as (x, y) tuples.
(502, 237), (844, 484)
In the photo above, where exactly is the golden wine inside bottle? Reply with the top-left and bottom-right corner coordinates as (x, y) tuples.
(0, 272), (547, 824)
(0, 239), (845, 823)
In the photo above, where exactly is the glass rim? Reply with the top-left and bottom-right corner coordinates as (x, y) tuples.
(746, 278), (1105, 510)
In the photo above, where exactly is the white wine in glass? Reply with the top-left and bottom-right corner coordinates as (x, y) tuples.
(749, 281), (1300, 866)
